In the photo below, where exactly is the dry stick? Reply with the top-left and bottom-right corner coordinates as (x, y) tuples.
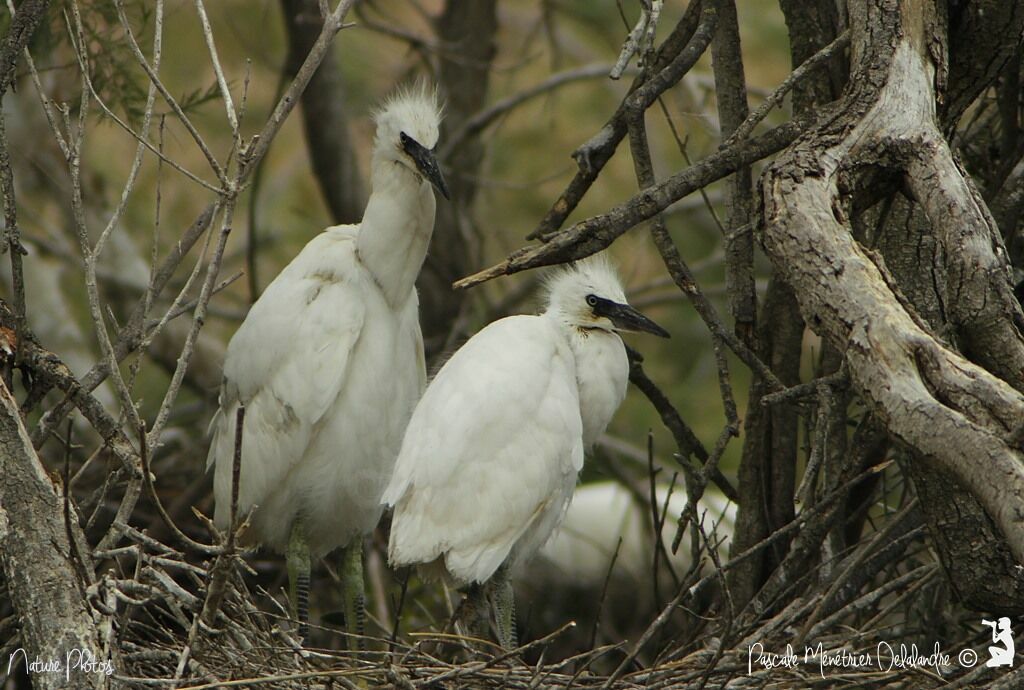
(454, 116), (806, 291)
(388, 570), (411, 656)
(113, 0), (227, 186)
(92, 0), (165, 259)
(0, 309), (140, 473)
(665, 463), (890, 642)
(672, 422), (734, 553)
(64, 65), (219, 193)
(148, 272), (244, 328)
(240, 0), (358, 178)
(646, 432), (666, 607)
(588, 537), (624, 651)
(626, 347), (739, 502)
(691, 516), (734, 690)
(146, 198), (236, 446)
(759, 364), (847, 407)
(127, 115), (168, 395)
(415, 622), (577, 687)
(602, 576), (692, 688)
(139, 419), (221, 556)
(64, 0), (152, 437)
(94, 467), (144, 553)
(625, 113), (745, 564)
(710, 0), (756, 351)
(804, 531), (927, 649)
(655, 99), (726, 235)
(465, 13), (842, 285)
(244, 68), (287, 302)
(198, 407), (246, 629)
(650, 214), (782, 394)
(193, 0), (240, 147)
(0, 0), (50, 94)
(228, 406), (244, 547)
(440, 62), (624, 160)
(0, 113), (24, 389)
(525, 0), (711, 241)
(61, 417), (95, 592)
(723, 30), (850, 148)
(31, 204), (217, 449)
(0, 0), (50, 380)
(794, 382), (834, 506)
(11, 28), (69, 159)
(176, 409), (247, 685)
(737, 446), (876, 626)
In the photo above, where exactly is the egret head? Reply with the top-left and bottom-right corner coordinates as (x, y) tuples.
(545, 255), (669, 338)
(373, 83), (450, 199)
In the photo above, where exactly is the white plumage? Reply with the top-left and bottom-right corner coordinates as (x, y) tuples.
(207, 84), (448, 638)
(384, 313), (586, 583)
(529, 481), (735, 588)
(384, 255), (668, 646)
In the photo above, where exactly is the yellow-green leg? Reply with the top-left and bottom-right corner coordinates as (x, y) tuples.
(456, 582), (490, 643)
(341, 540), (366, 650)
(286, 519), (311, 642)
(488, 567), (517, 650)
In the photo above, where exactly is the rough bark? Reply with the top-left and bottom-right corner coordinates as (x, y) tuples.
(875, 192), (1024, 611)
(728, 280), (803, 605)
(0, 380), (104, 690)
(760, 0), (1024, 608)
(711, 0), (755, 342)
(728, 0), (839, 605)
(281, 0), (364, 224)
(416, 0), (498, 359)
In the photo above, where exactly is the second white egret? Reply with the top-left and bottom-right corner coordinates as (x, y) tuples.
(383, 255), (668, 647)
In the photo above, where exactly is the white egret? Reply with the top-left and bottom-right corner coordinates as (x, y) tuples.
(530, 481), (735, 589)
(207, 84), (448, 641)
(383, 255), (668, 647)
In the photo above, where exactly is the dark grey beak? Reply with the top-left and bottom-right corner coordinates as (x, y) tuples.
(593, 297), (670, 338)
(402, 133), (450, 200)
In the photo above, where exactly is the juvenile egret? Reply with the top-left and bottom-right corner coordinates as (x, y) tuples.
(207, 84), (448, 641)
(530, 481), (735, 589)
(520, 481), (735, 633)
(383, 255), (668, 647)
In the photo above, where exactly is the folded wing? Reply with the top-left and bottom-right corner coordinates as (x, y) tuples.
(385, 315), (584, 584)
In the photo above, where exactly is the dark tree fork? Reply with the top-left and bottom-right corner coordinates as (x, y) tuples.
(761, 0), (1024, 610)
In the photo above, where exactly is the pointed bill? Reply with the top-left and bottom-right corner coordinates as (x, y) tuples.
(402, 135), (450, 200)
(594, 298), (670, 338)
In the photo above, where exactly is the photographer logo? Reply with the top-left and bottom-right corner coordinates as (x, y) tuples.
(983, 617), (1014, 668)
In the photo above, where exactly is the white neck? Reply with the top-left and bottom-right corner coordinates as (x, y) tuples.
(549, 316), (629, 447)
(357, 156), (437, 307)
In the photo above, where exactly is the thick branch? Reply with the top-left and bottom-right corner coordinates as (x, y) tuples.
(0, 301), (140, 473)
(417, 0), (498, 358)
(710, 0), (755, 340)
(455, 118), (805, 290)
(0, 380), (103, 690)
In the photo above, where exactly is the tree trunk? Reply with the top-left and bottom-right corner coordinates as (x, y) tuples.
(760, 0), (1024, 609)
(0, 380), (104, 689)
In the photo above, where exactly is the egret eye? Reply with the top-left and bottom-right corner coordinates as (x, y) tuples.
(586, 294), (598, 307)
(400, 132), (410, 145)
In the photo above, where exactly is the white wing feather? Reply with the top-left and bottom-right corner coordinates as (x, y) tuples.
(385, 315), (584, 584)
(208, 228), (365, 533)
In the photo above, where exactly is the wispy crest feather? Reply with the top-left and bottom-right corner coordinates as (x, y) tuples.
(373, 79), (444, 129)
(543, 253), (624, 310)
